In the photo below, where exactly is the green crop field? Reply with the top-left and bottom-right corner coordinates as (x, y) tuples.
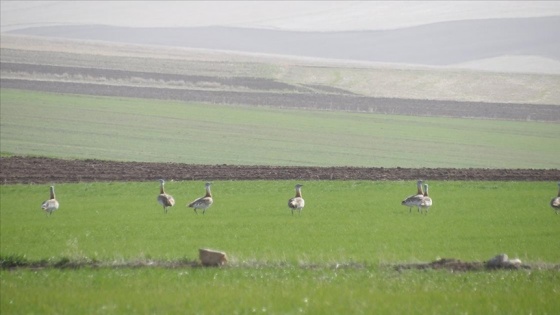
(1, 181), (559, 314)
(1, 89), (559, 168)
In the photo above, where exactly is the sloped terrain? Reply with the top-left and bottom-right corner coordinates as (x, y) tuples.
(7, 17), (560, 66)
(2, 61), (560, 121)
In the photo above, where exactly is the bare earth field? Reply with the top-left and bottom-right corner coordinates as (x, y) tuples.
(1, 156), (558, 184)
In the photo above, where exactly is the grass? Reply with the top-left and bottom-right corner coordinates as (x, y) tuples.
(1, 268), (558, 314)
(1, 180), (559, 314)
(1, 89), (559, 168)
(1, 180), (559, 262)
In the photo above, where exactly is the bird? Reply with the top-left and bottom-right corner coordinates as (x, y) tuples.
(41, 185), (59, 216)
(419, 183), (432, 214)
(188, 182), (213, 215)
(288, 184), (305, 215)
(157, 179), (175, 214)
(401, 180), (424, 213)
(551, 181), (560, 214)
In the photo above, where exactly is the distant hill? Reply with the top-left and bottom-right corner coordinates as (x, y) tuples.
(7, 16), (560, 68)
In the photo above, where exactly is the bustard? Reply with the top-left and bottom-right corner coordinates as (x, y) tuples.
(41, 185), (59, 216)
(551, 182), (560, 214)
(401, 180), (424, 213)
(288, 184), (305, 215)
(157, 179), (175, 214)
(419, 183), (432, 214)
(188, 182), (213, 215)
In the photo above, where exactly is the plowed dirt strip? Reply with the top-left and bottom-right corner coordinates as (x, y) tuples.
(1, 157), (558, 184)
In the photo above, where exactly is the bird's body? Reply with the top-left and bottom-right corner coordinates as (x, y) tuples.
(188, 182), (213, 214)
(157, 179), (175, 213)
(402, 180), (424, 213)
(419, 183), (432, 214)
(41, 186), (59, 215)
(551, 182), (560, 214)
(288, 184), (305, 215)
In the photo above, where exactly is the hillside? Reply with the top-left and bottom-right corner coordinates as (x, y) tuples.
(2, 34), (560, 107)
(6, 16), (560, 74)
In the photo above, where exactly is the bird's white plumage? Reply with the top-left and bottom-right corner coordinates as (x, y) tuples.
(41, 186), (59, 215)
(288, 184), (305, 215)
(402, 180), (423, 213)
(419, 183), (432, 214)
(157, 179), (175, 213)
(188, 182), (213, 214)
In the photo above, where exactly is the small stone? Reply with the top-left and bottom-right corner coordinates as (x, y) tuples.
(199, 248), (228, 267)
(486, 253), (509, 268)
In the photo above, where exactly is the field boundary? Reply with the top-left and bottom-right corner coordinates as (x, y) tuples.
(2, 255), (558, 272)
(1, 156), (559, 184)
(3, 77), (560, 121)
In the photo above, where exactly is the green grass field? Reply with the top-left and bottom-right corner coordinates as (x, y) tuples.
(1, 181), (559, 314)
(1, 88), (559, 313)
(2, 267), (557, 314)
(2, 89), (559, 168)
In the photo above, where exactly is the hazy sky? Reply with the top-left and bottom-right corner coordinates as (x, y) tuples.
(2, 1), (560, 31)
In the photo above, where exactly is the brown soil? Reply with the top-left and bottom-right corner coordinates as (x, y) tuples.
(1, 156), (558, 184)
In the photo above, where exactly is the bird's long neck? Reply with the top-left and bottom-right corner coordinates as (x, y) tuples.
(295, 188), (302, 198)
(160, 183), (165, 194)
(557, 185), (560, 197)
(424, 187), (429, 197)
(50, 187), (56, 199)
(417, 182), (423, 195)
(205, 186), (212, 197)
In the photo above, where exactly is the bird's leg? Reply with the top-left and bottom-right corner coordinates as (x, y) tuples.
(291, 209), (294, 216)
(194, 209), (198, 215)
(409, 207), (412, 213)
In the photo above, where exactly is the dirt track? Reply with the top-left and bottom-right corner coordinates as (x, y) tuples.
(1, 156), (558, 184)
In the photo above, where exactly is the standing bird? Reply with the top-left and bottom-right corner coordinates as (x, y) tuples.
(288, 184), (305, 215)
(41, 185), (59, 216)
(551, 182), (560, 214)
(419, 183), (432, 214)
(157, 179), (175, 214)
(188, 182), (213, 215)
(401, 180), (424, 213)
